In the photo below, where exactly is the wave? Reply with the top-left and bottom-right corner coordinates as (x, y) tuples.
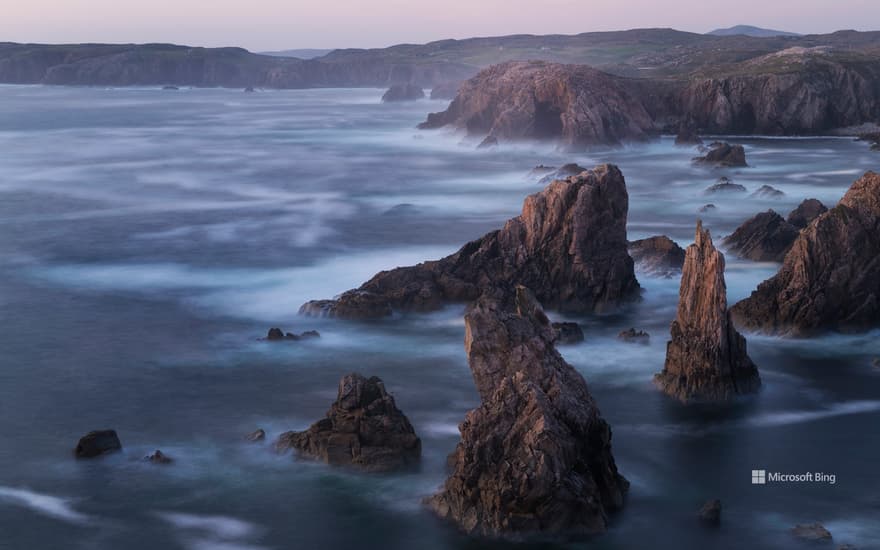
(0, 486), (90, 524)
(158, 512), (271, 550)
(747, 400), (880, 428)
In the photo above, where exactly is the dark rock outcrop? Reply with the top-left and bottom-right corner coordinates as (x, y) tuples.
(381, 83), (425, 102)
(552, 321), (585, 344)
(655, 222), (761, 402)
(698, 499), (722, 526)
(751, 184), (785, 198)
(705, 177), (747, 194)
(74, 430), (122, 459)
(693, 142), (747, 167)
(791, 523), (833, 542)
(618, 328), (650, 344)
(699, 204), (717, 213)
(858, 132), (880, 151)
(275, 373), (421, 472)
(419, 61), (656, 147)
(536, 163), (588, 186)
(145, 450), (173, 464)
(628, 235), (686, 276)
(786, 198), (827, 228)
(732, 172), (880, 335)
(246, 429), (266, 442)
(300, 164), (639, 319)
(722, 210), (800, 262)
(265, 328), (320, 341)
(429, 286), (628, 537)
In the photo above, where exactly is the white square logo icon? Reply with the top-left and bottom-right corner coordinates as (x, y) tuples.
(751, 469), (766, 484)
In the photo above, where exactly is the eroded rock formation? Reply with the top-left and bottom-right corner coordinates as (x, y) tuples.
(275, 373), (421, 472)
(628, 235), (686, 276)
(655, 222), (761, 402)
(300, 164), (639, 319)
(419, 61), (656, 147)
(732, 172), (880, 335)
(722, 210), (800, 262)
(693, 142), (747, 167)
(786, 198), (827, 228)
(429, 286), (628, 537)
(381, 83), (425, 102)
(751, 185), (785, 198)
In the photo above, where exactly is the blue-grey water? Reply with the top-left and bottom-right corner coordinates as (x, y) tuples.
(0, 85), (879, 550)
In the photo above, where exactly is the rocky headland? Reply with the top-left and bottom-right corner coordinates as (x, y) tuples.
(655, 222), (761, 402)
(732, 172), (880, 335)
(428, 286), (628, 537)
(300, 164), (639, 319)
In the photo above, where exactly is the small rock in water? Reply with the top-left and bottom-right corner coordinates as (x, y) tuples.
(162, 85), (179, 90)
(381, 83), (424, 102)
(628, 235), (685, 276)
(536, 162), (588, 185)
(791, 523), (833, 542)
(698, 499), (722, 526)
(265, 328), (320, 341)
(751, 184), (785, 198)
(693, 142), (747, 167)
(74, 430), (122, 459)
(618, 328), (650, 344)
(144, 450), (173, 464)
(244, 86), (256, 93)
(699, 203), (717, 213)
(872, 357), (880, 369)
(552, 321), (584, 344)
(705, 179), (747, 194)
(266, 327), (285, 340)
(246, 429), (266, 442)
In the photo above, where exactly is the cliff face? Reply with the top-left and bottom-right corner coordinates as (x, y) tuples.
(429, 287), (628, 537)
(301, 164), (639, 319)
(677, 51), (880, 134)
(419, 61), (656, 147)
(655, 222), (761, 402)
(732, 172), (880, 335)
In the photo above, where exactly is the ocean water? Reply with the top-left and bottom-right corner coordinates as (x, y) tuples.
(0, 85), (879, 550)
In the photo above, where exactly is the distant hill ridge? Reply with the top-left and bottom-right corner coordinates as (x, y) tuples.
(707, 25), (801, 38)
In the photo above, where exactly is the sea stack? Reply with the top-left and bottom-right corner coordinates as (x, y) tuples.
(429, 286), (628, 537)
(732, 172), (880, 335)
(275, 373), (421, 472)
(655, 222), (761, 402)
(301, 164), (639, 319)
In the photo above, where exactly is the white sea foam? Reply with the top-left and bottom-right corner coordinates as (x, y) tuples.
(747, 400), (880, 428)
(0, 486), (90, 524)
(158, 512), (259, 539)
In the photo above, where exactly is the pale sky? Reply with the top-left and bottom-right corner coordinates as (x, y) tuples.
(2, 0), (878, 51)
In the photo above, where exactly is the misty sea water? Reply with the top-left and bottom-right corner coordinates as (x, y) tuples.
(0, 85), (878, 549)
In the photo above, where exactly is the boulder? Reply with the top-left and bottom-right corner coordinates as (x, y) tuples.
(628, 235), (686, 276)
(751, 184), (785, 198)
(552, 321), (585, 344)
(693, 142), (747, 167)
(536, 163), (588, 186)
(618, 328), (650, 344)
(265, 328), (320, 341)
(381, 83), (425, 102)
(419, 61), (656, 147)
(705, 177), (747, 194)
(144, 450), (172, 464)
(266, 327), (285, 340)
(246, 428), (266, 442)
(655, 222), (761, 402)
(244, 86), (255, 93)
(301, 164), (640, 319)
(732, 172), (880, 335)
(699, 204), (718, 213)
(791, 523), (833, 542)
(74, 430), (122, 459)
(698, 499), (722, 526)
(722, 210), (800, 262)
(275, 373), (421, 472)
(428, 286), (628, 537)
(786, 198), (828, 228)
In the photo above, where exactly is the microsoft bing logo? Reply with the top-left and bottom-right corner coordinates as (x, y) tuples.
(751, 470), (767, 485)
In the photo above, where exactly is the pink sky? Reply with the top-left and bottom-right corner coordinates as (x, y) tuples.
(2, 0), (878, 51)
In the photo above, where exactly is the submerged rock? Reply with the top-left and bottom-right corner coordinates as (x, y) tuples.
(705, 179), (747, 194)
(301, 164), (639, 319)
(419, 61), (655, 147)
(751, 184), (785, 198)
(275, 373), (421, 472)
(693, 142), (747, 167)
(791, 523), (833, 542)
(786, 198), (828, 228)
(732, 172), (880, 335)
(381, 83), (424, 102)
(628, 235), (686, 276)
(699, 203), (718, 213)
(698, 499), (722, 526)
(74, 430), (122, 459)
(246, 428), (266, 442)
(552, 321), (585, 344)
(244, 86), (255, 93)
(618, 328), (650, 344)
(144, 450), (173, 464)
(655, 222), (761, 402)
(265, 328), (320, 341)
(536, 163), (588, 185)
(722, 210), (800, 262)
(428, 286), (628, 537)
